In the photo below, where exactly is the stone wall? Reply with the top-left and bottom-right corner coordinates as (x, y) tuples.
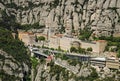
(48, 36), (107, 53)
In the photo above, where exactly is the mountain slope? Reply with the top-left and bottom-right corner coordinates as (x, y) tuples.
(0, 0), (120, 36)
(0, 28), (31, 81)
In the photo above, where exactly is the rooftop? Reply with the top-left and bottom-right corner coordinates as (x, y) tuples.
(55, 34), (63, 37)
(91, 57), (106, 61)
(19, 32), (34, 35)
(97, 40), (106, 43)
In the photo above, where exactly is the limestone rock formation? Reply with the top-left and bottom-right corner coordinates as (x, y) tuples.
(0, 50), (30, 81)
(0, 0), (120, 36)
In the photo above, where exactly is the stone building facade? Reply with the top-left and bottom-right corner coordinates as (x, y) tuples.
(18, 32), (35, 46)
(48, 35), (107, 53)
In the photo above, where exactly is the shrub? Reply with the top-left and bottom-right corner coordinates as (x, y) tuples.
(117, 49), (120, 58)
(87, 47), (92, 52)
(70, 47), (77, 53)
(79, 28), (93, 40)
(0, 28), (30, 65)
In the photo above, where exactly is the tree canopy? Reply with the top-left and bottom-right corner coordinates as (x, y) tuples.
(87, 47), (93, 52)
(117, 49), (120, 58)
(70, 47), (77, 53)
(19, 22), (45, 30)
(37, 36), (45, 41)
(0, 28), (30, 65)
(79, 28), (93, 40)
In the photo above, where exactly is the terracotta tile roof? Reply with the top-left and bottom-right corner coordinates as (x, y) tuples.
(36, 34), (47, 37)
(46, 55), (53, 62)
(19, 32), (34, 35)
(41, 34), (48, 36)
(97, 40), (106, 42)
(55, 34), (63, 37)
(50, 36), (56, 38)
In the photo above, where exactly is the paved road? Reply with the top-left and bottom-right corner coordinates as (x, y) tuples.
(33, 51), (48, 57)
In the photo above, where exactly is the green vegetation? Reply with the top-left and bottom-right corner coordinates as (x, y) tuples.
(5, 2), (28, 10)
(0, 70), (21, 81)
(6, 3), (17, 8)
(75, 67), (98, 81)
(59, 25), (65, 34)
(28, 1), (43, 9)
(4, 1), (45, 10)
(0, 28), (31, 81)
(70, 47), (86, 54)
(79, 28), (93, 40)
(117, 49), (120, 58)
(92, 36), (99, 40)
(0, 10), (45, 31)
(58, 46), (61, 51)
(0, 10), (19, 31)
(99, 36), (120, 42)
(55, 53), (69, 60)
(78, 47), (86, 54)
(87, 47), (92, 52)
(49, 64), (74, 81)
(37, 36), (45, 41)
(53, 0), (59, 7)
(43, 50), (49, 55)
(50, 0), (59, 8)
(67, 59), (81, 66)
(70, 47), (78, 53)
(48, 60), (98, 81)
(55, 52), (82, 66)
(19, 22), (45, 30)
(31, 57), (39, 69)
(0, 28), (30, 65)
(37, 36), (46, 47)
(87, 68), (99, 81)
(99, 36), (120, 57)
(0, 54), (5, 61)
(0, 8), (32, 81)
(101, 77), (115, 81)
(108, 7), (119, 10)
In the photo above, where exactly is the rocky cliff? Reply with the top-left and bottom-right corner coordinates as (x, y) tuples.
(0, 50), (30, 81)
(32, 57), (120, 81)
(33, 58), (94, 81)
(0, 28), (31, 81)
(0, 0), (120, 36)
